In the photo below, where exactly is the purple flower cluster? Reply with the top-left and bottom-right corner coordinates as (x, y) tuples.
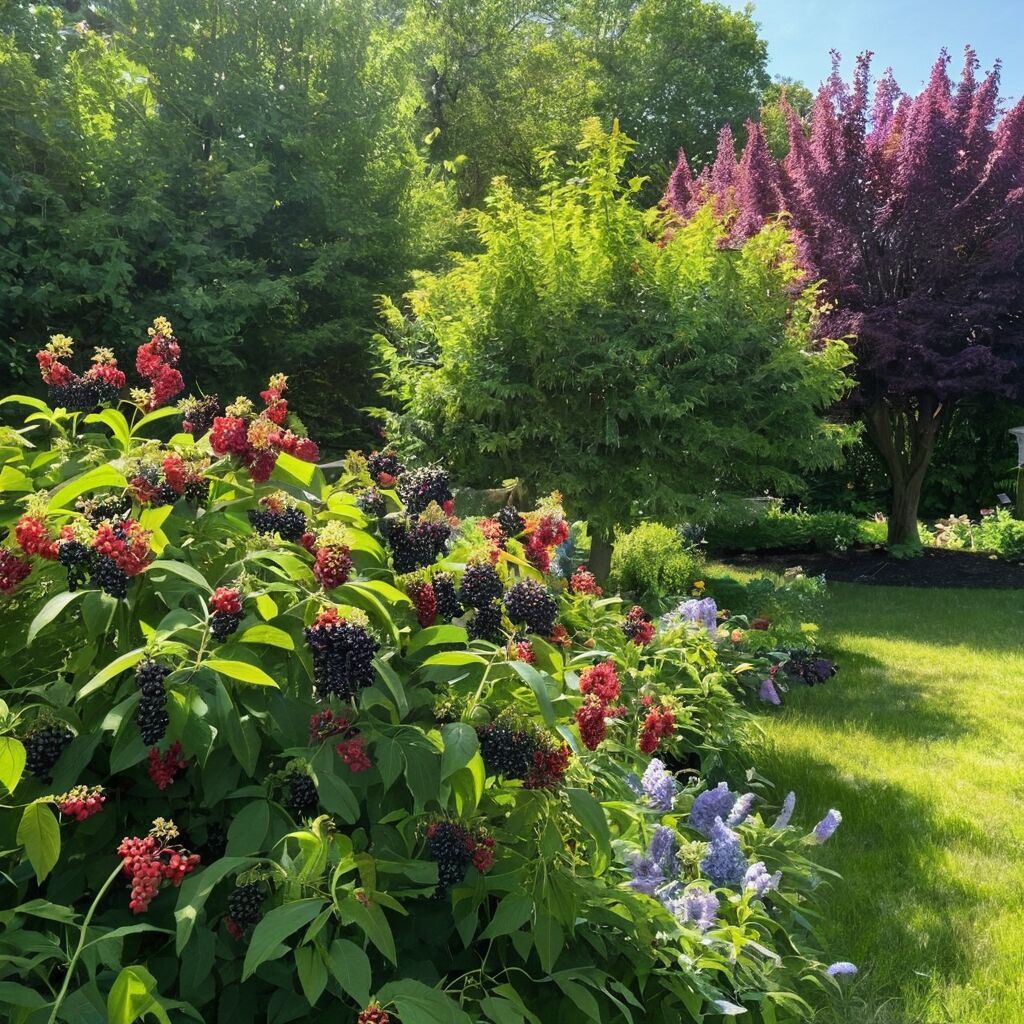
(699, 818), (748, 887)
(627, 825), (679, 896)
(813, 809), (843, 843)
(758, 678), (781, 706)
(664, 885), (720, 933)
(689, 782), (755, 836)
(771, 791), (796, 830)
(827, 961), (858, 977)
(665, 597), (718, 634)
(640, 758), (677, 811)
(726, 791), (756, 826)
(743, 861), (781, 899)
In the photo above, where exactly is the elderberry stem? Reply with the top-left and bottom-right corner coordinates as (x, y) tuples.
(46, 861), (124, 1024)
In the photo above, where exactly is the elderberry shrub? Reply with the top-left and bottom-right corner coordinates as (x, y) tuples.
(284, 772), (319, 818)
(432, 572), (463, 621)
(57, 539), (94, 591)
(23, 725), (74, 779)
(384, 517), (452, 574)
(496, 504), (526, 538)
(426, 821), (474, 896)
(135, 659), (171, 746)
(227, 882), (264, 928)
(503, 579), (558, 636)
(50, 378), (98, 412)
(459, 563), (503, 609)
(304, 612), (380, 699)
(397, 465), (452, 517)
(468, 601), (503, 643)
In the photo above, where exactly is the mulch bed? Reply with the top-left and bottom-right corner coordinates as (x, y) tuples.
(721, 546), (1024, 589)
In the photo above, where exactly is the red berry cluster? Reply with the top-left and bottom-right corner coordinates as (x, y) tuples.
(569, 566), (603, 596)
(425, 820), (496, 895)
(638, 701), (676, 753)
(210, 586), (244, 640)
(308, 708), (349, 743)
(523, 504), (569, 573)
(130, 452), (209, 507)
(307, 710), (372, 772)
(524, 741), (571, 791)
(117, 825), (200, 913)
(576, 660), (625, 751)
(406, 579), (437, 627)
(210, 376), (319, 483)
(548, 624), (571, 649)
(0, 547), (32, 593)
(134, 317), (184, 412)
(15, 514), (58, 560)
(511, 638), (535, 663)
(357, 1004), (391, 1024)
(56, 785), (106, 821)
(336, 735), (372, 773)
(623, 605), (655, 647)
(36, 335), (126, 410)
(92, 520), (152, 577)
(313, 543), (353, 590)
(148, 742), (188, 790)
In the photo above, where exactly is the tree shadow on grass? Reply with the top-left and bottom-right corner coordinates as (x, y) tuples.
(776, 646), (980, 744)
(747, 742), (1002, 1024)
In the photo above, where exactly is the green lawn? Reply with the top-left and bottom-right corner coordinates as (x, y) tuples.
(748, 584), (1024, 1024)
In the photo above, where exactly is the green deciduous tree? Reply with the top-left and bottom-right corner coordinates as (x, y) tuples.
(376, 122), (853, 577)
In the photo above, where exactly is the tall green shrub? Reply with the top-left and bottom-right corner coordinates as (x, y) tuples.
(610, 522), (703, 602)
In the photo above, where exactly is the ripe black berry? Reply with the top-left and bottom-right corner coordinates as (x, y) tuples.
(247, 509), (278, 535)
(356, 488), (386, 517)
(496, 505), (525, 538)
(91, 555), (128, 599)
(151, 482), (180, 507)
(183, 477), (210, 504)
(284, 772), (318, 818)
(211, 609), (242, 641)
(385, 517), (451, 574)
(503, 579), (558, 636)
(304, 612), (380, 699)
(58, 539), (94, 591)
(227, 882), (264, 928)
(135, 658), (171, 745)
(367, 449), (404, 482)
(477, 723), (537, 780)
(432, 572), (463, 622)
(398, 465), (452, 517)
(277, 507), (307, 542)
(23, 725), (74, 779)
(459, 563), (503, 609)
(80, 493), (132, 526)
(468, 601), (503, 643)
(181, 394), (221, 438)
(426, 821), (474, 895)
(50, 378), (98, 412)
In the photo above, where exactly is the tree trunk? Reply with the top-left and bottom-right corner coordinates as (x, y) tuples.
(863, 396), (946, 549)
(589, 530), (614, 585)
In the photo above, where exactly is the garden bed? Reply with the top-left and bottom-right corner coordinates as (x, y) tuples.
(723, 546), (1024, 589)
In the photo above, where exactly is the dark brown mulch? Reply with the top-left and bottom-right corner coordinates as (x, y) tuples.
(722, 546), (1024, 589)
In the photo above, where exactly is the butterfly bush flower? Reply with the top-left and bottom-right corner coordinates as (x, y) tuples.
(813, 809), (843, 843)
(726, 792), (756, 826)
(689, 782), (735, 837)
(700, 818), (748, 887)
(665, 884), (720, 932)
(641, 759), (677, 811)
(626, 853), (666, 896)
(664, 597), (718, 634)
(648, 825), (678, 877)
(758, 678), (781, 706)
(771, 791), (796, 830)
(827, 961), (858, 977)
(744, 861), (781, 899)
(627, 825), (678, 895)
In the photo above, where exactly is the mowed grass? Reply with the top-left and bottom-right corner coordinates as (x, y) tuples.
(747, 583), (1024, 1023)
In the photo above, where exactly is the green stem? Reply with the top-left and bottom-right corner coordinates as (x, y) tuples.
(47, 861), (123, 1024)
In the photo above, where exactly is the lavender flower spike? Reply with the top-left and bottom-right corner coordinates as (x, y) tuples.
(667, 885), (720, 932)
(626, 853), (665, 896)
(812, 809), (843, 843)
(641, 758), (677, 811)
(771, 791), (796, 830)
(727, 792), (756, 827)
(700, 818), (748, 887)
(758, 678), (781, 706)
(648, 825), (679, 877)
(690, 781), (735, 837)
(826, 962), (858, 977)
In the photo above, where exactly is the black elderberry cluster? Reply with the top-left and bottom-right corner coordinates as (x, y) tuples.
(367, 449), (404, 481)
(503, 579), (558, 636)
(135, 658), (171, 745)
(151, 481), (181, 508)
(79, 493), (132, 526)
(304, 619), (380, 699)
(355, 488), (386, 517)
(247, 505), (307, 541)
(426, 822), (473, 895)
(49, 379), (100, 412)
(284, 771), (319, 818)
(459, 563), (503, 609)
(398, 465), (452, 517)
(211, 610), (242, 641)
(24, 725), (74, 779)
(477, 722), (537, 780)
(384, 517), (451, 574)
(182, 477), (211, 505)
(58, 539), (94, 591)
(432, 572), (463, 621)
(496, 504), (525, 538)
(468, 601), (503, 643)
(228, 882), (264, 928)
(91, 556), (128, 599)
(182, 395), (221, 438)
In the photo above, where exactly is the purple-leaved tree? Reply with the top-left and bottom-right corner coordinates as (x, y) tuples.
(665, 48), (1024, 546)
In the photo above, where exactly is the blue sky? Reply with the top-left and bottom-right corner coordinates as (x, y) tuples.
(728, 0), (1024, 102)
